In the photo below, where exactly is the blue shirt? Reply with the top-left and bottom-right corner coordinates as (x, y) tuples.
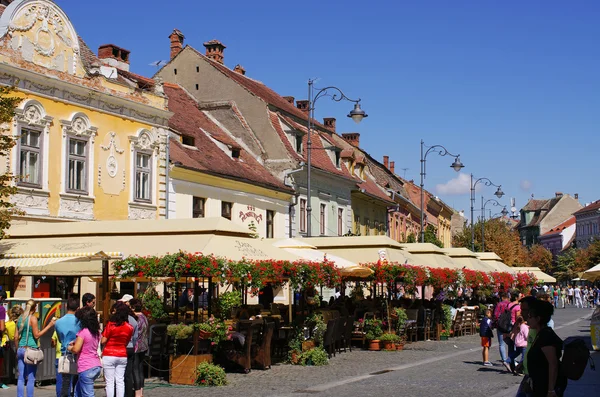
(480, 317), (493, 338)
(127, 315), (138, 349)
(55, 313), (81, 355)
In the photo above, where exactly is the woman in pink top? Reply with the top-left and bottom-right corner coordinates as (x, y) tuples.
(508, 314), (529, 374)
(67, 306), (102, 397)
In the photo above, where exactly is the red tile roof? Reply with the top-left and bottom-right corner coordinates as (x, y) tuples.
(574, 200), (600, 216)
(187, 47), (328, 130)
(164, 85), (292, 193)
(542, 216), (576, 236)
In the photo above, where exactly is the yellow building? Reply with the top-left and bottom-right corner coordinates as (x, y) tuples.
(0, 0), (171, 224)
(438, 202), (454, 248)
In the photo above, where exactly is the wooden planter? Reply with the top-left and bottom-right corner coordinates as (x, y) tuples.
(169, 354), (212, 385)
(368, 340), (381, 351)
(382, 341), (395, 351)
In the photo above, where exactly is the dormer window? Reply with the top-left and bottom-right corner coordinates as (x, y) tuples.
(232, 148), (240, 159)
(295, 135), (302, 153)
(334, 151), (341, 168)
(182, 135), (195, 146)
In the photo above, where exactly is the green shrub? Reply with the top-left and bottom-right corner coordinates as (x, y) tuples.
(195, 362), (227, 386)
(379, 333), (400, 342)
(167, 323), (194, 340)
(299, 347), (328, 366)
(363, 318), (383, 341)
(216, 291), (242, 319)
(441, 305), (453, 332)
(394, 308), (408, 334)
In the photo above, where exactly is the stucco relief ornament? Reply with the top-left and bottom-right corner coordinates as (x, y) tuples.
(24, 105), (41, 124)
(33, 6), (55, 57)
(101, 132), (124, 178)
(72, 117), (87, 134)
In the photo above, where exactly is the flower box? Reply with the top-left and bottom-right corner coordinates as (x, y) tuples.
(169, 354), (213, 385)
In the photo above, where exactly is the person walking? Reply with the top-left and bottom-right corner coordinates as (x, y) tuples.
(508, 313), (529, 373)
(15, 299), (56, 397)
(567, 286), (574, 305)
(480, 309), (494, 366)
(493, 292), (511, 366)
(526, 300), (567, 397)
(67, 306), (102, 397)
(552, 287), (559, 308)
(574, 286), (582, 308)
(130, 299), (148, 397)
(102, 302), (134, 397)
(560, 287), (567, 308)
(0, 290), (8, 390)
(119, 295), (138, 397)
(55, 297), (81, 397)
(81, 294), (96, 309)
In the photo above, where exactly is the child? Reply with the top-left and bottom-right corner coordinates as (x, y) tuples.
(480, 309), (494, 366)
(508, 314), (529, 374)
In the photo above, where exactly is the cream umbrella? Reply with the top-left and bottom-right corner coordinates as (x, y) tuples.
(583, 264), (600, 281)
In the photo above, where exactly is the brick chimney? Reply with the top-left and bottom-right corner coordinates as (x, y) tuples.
(169, 29), (185, 60)
(390, 161), (395, 174)
(383, 156), (389, 169)
(555, 192), (563, 198)
(283, 96), (295, 104)
(323, 118), (336, 132)
(341, 133), (360, 147)
(98, 44), (130, 71)
(233, 64), (246, 75)
(296, 100), (309, 113)
(575, 193), (579, 200)
(203, 40), (226, 64)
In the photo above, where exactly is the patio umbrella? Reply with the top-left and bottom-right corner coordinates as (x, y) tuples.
(583, 264), (600, 281)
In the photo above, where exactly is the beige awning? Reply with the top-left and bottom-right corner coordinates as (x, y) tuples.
(512, 267), (556, 283)
(339, 265), (374, 279)
(0, 251), (122, 276)
(0, 218), (301, 276)
(399, 243), (462, 269)
(583, 264), (600, 281)
(441, 248), (497, 272)
(475, 252), (516, 274)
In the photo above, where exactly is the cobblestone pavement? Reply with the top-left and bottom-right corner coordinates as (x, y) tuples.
(29, 305), (595, 397)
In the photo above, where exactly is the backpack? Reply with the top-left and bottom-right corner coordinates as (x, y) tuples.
(562, 338), (595, 380)
(497, 303), (517, 334)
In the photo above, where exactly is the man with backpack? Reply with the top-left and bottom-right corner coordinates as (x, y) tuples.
(493, 292), (512, 366)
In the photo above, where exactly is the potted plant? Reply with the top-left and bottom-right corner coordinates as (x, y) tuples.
(299, 347), (329, 366)
(379, 333), (400, 351)
(215, 291), (242, 320)
(394, 307), (408, 334)
(441, 304), (453, 341)
(440, 329), (450, 341)
(364, 319), (383, 351)
(195, 362), (228, 386)
(395, 334), (407, 351)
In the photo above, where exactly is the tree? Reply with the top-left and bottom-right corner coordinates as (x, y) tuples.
(526, 244), (553, 273)
(452, 218), (526, 266)
(554, 248), (577, 282)
(0, 86), (21, 238)
(405, 233), (416, 243)
(423, 225), (443, 248)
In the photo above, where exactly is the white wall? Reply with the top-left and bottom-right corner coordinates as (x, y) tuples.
(561, 223), (576, 250)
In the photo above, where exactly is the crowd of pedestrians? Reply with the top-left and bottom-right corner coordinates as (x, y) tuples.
(0, 292), (149, 397)
(480, 284), (598, 397)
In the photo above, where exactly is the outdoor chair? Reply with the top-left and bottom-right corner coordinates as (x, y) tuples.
(462, 310), (473, 335)
(335, 317), (346, 354)
(421, 309), (434, 340)
(147, 324), (169, 380)
(252, 321), (274, 370)
(406, 309), (419, 342)
(452, 310), (464, 337)
(342, 315), (354, 352)
(323, 318), (337, 358)
(222, 320), (260, 373)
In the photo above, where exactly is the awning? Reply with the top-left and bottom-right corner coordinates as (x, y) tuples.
(475, 252), (516, 274)
(583, 264), (600, 281)
(441, 248), (497, 272)
(0, 252), (122, 276)
(512, 267), (556, 283)
(399, 243), (462, 269)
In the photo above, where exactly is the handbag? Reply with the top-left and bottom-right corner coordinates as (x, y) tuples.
(23, 316), (44, 365)
(58, 352), (78, 375)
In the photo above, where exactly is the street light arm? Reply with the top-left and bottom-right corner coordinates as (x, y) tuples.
(311, 85), (361, 107)
(472, 177), (501, 190)
(421, 144), (461, 177)
(483, 198), (503, 210)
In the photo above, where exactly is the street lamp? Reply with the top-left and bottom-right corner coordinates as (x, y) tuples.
(470, 174), (504, 251)
(306, 79), (367, 237)
(480, 197), (506, 252)
(420, 141), (464, 242)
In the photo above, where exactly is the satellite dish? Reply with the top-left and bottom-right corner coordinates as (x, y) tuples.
(511, 207), (517, 213)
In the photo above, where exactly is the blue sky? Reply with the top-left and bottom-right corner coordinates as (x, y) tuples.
(58, 0), (600, 219)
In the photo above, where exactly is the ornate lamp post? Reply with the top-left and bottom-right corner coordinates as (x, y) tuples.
(306, 79), (367, 236)
(481, 197), (507, 252)
(471, 174), (504, 251)
(419, 141), (464, 242)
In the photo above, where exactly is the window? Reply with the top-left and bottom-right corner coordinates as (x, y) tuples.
(196, 66), (200, 73)
(320, 203), (326, 235)
(334, 151), (341, 168)
(174, 68), (177, 75)
(231, 148), (240, 159)
(192, 197), (205, 218)
(295, 135), (302, 153)
(66, 137), (87, 193)
(365, 218), (370, 236)
(354, 215), (360, 234)
(134, 152), (152, 202)
(266, 210), (274, 238)
(221, 201), (232, 220)
(300, 198), (306, 233)
(18, 128), (42, 187)
(182, 135), (195, 146)
(337, 208), (344, 236)
(195, 84), (199, 90)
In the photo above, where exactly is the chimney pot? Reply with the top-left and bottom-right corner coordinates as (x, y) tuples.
(296, 100), (309, 113)
(341, 133), (360, 148)
(383, 156), (389, 169)
(98, 44), (131, 71)
(555, 192), (563, 198)
(169, 29), (185, 60)
(233, 64), (246, 75)
(283, 96), (295, 104)
(323, 117), (336, 132)
(203, 39), (226, 64)
(574, 193), (579, 199)
(390, 161), (395, 174)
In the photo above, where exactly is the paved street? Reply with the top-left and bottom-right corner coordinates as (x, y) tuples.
(28, 306), (596, 397)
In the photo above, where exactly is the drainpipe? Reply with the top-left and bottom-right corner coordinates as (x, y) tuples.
(164, 132), (170, 219)
(284, 163), (305, 238)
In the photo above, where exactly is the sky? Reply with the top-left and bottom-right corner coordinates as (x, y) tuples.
(57, 0), (600, 221)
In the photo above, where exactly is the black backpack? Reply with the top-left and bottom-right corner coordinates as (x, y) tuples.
(562, 338), (595, 380)
(497, 303), (517, 334)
